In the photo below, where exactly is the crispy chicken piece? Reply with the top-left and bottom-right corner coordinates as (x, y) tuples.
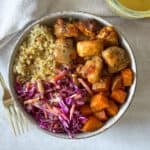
(75, 32), (89, 41)
(77, 56), (103, 84)
(97, 26), (119, 47)
(77, 40), (103, 57)
(92, 76), (111, 92)
(54, 38), (76, 64)
(54, 18), (79, 38)
(102, 46), (130, 73)
(75, 20), (98, 38)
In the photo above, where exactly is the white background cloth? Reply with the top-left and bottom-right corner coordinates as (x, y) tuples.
(0, 0), (114, 39)
(0, 0), (150, 150)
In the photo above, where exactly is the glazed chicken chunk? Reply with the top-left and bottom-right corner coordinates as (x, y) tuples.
(54, 18), (79, 38)
(54, 38), (76, 64)
(77, 56), (103, 83)
(97, 26), (119, 47)
(75, 20), (98, 38)
(77, 40), (103, 57)
(102, 46), (130, 73)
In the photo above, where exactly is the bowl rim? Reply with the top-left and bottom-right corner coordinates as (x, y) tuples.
(8, 11), (137, 139)
(105, 0), (150, 18)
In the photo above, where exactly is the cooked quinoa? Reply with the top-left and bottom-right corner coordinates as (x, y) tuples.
(13, 24), (56, 82)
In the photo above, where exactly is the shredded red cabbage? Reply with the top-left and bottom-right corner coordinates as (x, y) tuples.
(15, 73), (88, 137)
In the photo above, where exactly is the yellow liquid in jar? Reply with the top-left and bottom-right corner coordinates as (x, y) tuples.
(118, 0), (150, 11)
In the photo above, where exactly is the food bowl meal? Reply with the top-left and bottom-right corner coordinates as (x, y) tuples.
(8, 11), (136, 139)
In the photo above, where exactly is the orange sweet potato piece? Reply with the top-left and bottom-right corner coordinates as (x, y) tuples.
(111, 89), (127, 104)
(111, 75), (123, 91)
(80, 104), (92, 115)
(94, 110), (108, 121)
(121, 68), (133, 86)
(81, 116), (103, 132)
(90, 93), (109, 112)
(106, 100), (119, 116)
(92, 76), (111, 92)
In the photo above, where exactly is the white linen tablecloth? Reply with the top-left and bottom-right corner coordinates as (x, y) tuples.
(0, 0), (150, 150)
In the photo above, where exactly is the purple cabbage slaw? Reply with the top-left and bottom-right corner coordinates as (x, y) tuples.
(15, 73), (88, 137)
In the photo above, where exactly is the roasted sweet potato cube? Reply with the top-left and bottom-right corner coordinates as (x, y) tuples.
(92, 76), (111, 92)
(111, 89), (127, 104)
(90, 93), (109, 112)
(94, 110), (108, 121)
(106, 100), (119, 116)
(111, 75), (123, 91)
(121, 68), (133, 86)
(80, 104), (92, 115)
(81, 116), (103, 132)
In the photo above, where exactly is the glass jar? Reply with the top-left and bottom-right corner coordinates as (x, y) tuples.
(105, 0), (150, 18)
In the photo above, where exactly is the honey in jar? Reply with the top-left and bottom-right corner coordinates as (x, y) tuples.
(118, 0), (150, 11)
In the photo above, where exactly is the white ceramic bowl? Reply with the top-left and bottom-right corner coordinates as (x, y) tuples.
(8, 11), (137, 139)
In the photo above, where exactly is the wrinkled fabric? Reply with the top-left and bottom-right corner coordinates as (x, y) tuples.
(0, 1), (150, 149)
(0, 0), (113, 39)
